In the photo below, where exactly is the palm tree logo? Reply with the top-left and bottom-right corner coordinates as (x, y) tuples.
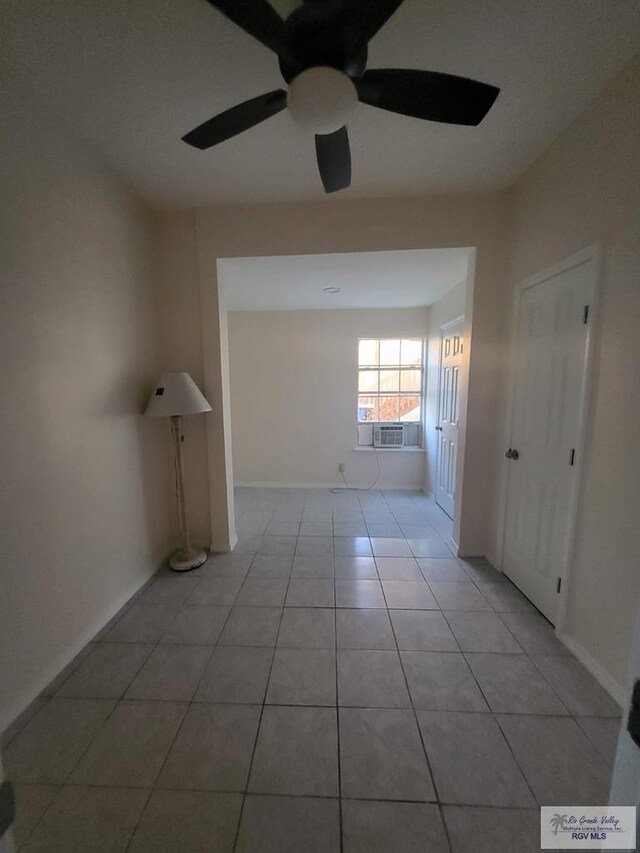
(550, 814), (569, 835)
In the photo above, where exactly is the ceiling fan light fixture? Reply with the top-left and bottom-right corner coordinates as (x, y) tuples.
(287, 66), (358, 135)
(183, 0), (501, 194)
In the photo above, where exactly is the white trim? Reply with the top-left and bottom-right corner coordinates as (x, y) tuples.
(557, 630), (625, 708)
(555, 246), (602, 633)
(234, 481), (424, 490)
(495, 243), (602, 635)
(451, 253), (475, 551)
(448, 536), (461, 556)
(440, 314), (466, 332)
(352, 446), (425, 453)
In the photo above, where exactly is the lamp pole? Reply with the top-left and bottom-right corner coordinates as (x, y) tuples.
(170, 415), (190, 554)
(169, 415), (207, 572)
(168, 414), (206, 572)
(144, 372), (211, 572)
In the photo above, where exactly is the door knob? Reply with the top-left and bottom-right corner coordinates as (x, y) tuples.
(505, 448), (520, 460)
(435, 426), (443, 431)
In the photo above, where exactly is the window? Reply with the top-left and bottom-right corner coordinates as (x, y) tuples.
(357, 338), (424, 423)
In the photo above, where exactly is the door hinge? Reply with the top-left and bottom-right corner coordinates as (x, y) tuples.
(627, 679), (640, 749)
(569, 448), (575, 466)
(583, 304), (590, 324)
(556, 577), (562, 594)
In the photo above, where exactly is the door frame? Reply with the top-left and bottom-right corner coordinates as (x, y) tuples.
(435, 315), (465, 519)
(495, 243), (602, 633)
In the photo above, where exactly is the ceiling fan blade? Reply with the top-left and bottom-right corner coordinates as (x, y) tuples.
(342, 0), (405, 56)
(357, 69), (500, 126)
(203, 0), (289, 56)
(182, 90), (287, 150)
(315, 126), (351, 193)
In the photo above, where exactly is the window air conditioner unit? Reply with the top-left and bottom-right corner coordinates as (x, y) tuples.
(373, 423), (405, 448)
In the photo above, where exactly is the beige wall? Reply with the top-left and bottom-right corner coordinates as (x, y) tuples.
(228, 308), (429, 489)
(507, 54), (640, 695)
(154, 211), (211, 545)
(0, 95), (172, 732)
(194, 193), (511, 554)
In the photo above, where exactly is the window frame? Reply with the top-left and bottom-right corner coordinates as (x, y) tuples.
(356, 337), (426, 425)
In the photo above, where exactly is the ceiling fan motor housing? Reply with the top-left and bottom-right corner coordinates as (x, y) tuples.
(278, 1), (368, 84)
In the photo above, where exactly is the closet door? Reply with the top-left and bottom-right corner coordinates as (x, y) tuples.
(502, 256), (595, 622)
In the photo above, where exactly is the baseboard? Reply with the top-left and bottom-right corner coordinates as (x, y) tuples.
(211, 532), (237, 554)
(207, 529), (238, 554)
(478, 547), (624, 706)
(556, 630), (626, 708)
(461, 557), (624, 706)
(448, 536), (461, 556)
(0, 552), (170, 740)
(235, 481), (424, 491)
(485, 548), (501, 570)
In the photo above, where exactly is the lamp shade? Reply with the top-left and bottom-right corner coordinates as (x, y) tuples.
(144, 372), (212, 417)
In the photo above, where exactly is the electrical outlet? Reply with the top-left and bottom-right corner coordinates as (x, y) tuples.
(338, 462), (346, 473)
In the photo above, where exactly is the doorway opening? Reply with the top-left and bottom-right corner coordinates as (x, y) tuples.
(217, 247), (476, 553)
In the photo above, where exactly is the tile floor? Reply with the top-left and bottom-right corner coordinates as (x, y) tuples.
(1, 487), (622, 852)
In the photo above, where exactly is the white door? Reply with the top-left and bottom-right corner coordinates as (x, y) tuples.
(436, 318), (464, 519)
(502, 255), (595, 623)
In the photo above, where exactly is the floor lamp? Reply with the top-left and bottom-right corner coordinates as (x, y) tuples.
(144, 372), (212, 572)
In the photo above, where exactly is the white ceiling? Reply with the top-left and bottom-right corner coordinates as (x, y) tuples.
(2, 0), (639, 207)
(219, 248), (471, 311)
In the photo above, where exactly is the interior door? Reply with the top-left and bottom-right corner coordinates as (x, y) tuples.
(435, 318), (464, 519)
(502, 257), (595, 623)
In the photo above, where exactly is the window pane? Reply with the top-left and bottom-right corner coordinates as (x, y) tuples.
(358, 395), (378, 421)
(358, 339), (379, 367)
(401, 339), (423, 366)
(400, 369), (421, 392)
(379, 370), (399, 392)
(358, 370), (378, 393)
(399, 395), (421, 421)
(379, 339), (400, 366)
(378, 395), (400, 421)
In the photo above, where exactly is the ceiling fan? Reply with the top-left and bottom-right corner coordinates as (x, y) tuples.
(182, 0), (500, 193)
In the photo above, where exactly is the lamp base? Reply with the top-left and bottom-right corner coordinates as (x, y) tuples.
(169, 546), (208, 573)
